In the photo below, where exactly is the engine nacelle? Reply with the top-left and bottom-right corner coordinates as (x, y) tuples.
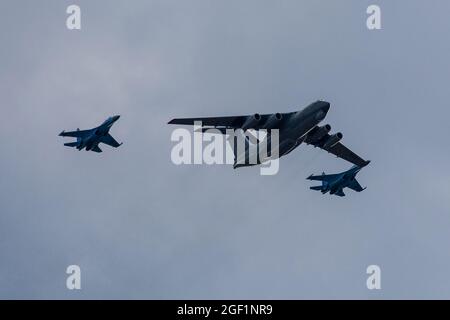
(264, 113), (283, 129)
(308, 124), (331, 143)
(323, 132), (343, 149)
(242, 113), (262, 131)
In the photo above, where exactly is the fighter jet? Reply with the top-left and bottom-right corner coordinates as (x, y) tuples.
(59, 115), (122, 153)
(168, 101), (370, 168)
(307, 164), (369, 197)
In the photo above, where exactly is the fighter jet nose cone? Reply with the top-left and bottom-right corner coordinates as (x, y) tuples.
(113, 115), (120, 121)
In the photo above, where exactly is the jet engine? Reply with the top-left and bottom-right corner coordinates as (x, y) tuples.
(264, 113), (283, 129)
(307, 124), (331, 143)
(242, 113), (262, 131)
(323, 132), (343, 149)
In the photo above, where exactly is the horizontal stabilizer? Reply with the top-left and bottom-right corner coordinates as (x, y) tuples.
(310, 186), (322, 191)
(64, 142), (79, 147)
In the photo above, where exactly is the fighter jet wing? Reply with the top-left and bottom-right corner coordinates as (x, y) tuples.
(100, 134), (122, 148)
(168, 114), (272, 129)
(347, 179), (365, 192)
(91, 145), (102, 153)
(59, 129), (91, 138)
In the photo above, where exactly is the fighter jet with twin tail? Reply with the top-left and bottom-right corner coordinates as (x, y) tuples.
(168, 100), (370, 168)
(307, 164), (369, 197)
(59, 115), (122, 153)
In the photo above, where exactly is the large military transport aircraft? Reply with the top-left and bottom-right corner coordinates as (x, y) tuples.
(168, 101), (370, 168)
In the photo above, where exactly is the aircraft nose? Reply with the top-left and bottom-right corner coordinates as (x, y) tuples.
(315, 110), (326, 121)
(323, 102), (330, 113)
(113, 115), (120, 121)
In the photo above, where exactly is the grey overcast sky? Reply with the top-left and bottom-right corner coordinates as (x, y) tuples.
(1, 0), (450, 299)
